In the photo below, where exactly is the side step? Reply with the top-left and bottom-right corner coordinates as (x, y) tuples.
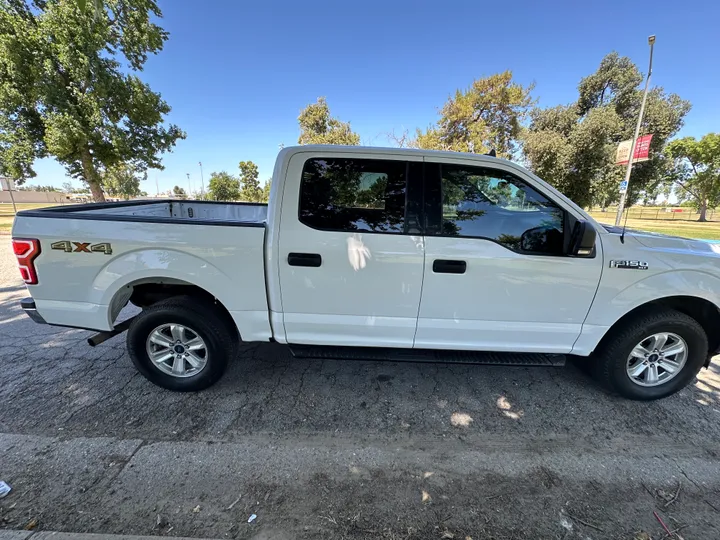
(289, 345), (565, 366)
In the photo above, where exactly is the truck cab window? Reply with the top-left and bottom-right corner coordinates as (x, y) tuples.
(299, 158), (406, 233)
(439, 164), (564, 255)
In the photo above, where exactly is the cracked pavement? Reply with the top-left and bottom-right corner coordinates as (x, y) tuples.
(1, 240), (720, 539)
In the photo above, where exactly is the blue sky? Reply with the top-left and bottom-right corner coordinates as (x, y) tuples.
(33, 0), (719, 194)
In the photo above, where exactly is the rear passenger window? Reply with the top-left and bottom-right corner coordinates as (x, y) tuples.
(299, 158), (407, 233)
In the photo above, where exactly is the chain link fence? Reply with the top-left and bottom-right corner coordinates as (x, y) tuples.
(589, 207), (717, 221)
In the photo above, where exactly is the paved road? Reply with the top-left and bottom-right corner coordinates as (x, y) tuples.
(1, 240), (719, 539)
(0, 532), (219, 540)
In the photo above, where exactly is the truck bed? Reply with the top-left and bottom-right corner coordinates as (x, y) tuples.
(12, 198), (270, 337)
(18, 199), (268, 226)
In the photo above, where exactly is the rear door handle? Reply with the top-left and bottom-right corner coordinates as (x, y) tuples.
(433, 259), (466, 274)
(288, 253), (322, 267)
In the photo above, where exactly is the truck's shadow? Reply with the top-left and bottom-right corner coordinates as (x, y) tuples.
(1, 301), (718, 446)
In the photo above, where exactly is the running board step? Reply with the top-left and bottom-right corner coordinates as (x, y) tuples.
(289, 346), (565, 366)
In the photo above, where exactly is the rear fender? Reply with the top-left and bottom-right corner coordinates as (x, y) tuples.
(93, 249), (235, 327)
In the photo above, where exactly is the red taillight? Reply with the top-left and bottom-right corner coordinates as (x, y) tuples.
(13, 241), (31, 256)
(12, 238), (41, 285)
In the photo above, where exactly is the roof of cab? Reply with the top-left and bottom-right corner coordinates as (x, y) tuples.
(278, 144), (507, 165)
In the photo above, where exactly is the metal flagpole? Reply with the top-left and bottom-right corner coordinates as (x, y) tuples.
(8, 187), (17, 214)
(1, 177), (18, 214)
(615, 35), (656, 226)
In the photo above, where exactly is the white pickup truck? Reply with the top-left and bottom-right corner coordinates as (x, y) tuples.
(12, 146), (720, 400)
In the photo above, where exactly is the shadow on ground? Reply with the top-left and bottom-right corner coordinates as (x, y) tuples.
(1, 284), (719, 448)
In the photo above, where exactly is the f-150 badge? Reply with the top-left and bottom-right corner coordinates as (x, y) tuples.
(610, 260), (648, 270)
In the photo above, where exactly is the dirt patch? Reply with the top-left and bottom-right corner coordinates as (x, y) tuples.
(2, 434), (719, 540)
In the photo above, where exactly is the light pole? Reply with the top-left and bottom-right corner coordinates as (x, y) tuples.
(615, 35), (656, 226)
(186, 173), (192, 198)
(198, 162), (205, 199)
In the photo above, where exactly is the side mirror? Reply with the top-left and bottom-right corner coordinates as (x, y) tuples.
(569, 220), (596, 257)
(520, 226), (564, 253)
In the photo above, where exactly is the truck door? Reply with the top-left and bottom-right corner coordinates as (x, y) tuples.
(277, 151), (425, 347)
(415, 159), (602, 353)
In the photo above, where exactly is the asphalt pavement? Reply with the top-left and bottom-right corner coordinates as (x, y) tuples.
(1, 240), (719, 539)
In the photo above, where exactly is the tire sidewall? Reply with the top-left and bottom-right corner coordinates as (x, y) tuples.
(608, 316), (706, 400)
(127, 302), (230, 391)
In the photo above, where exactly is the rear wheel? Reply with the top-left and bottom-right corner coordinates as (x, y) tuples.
(127, 296), (237, 391)
(592, 309), (707, 400)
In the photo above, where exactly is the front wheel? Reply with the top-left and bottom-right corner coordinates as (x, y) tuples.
(126, 296), (237, 391)
(592, 309), (708, 400)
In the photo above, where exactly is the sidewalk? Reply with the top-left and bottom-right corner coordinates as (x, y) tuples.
(0, 533), (221, 540)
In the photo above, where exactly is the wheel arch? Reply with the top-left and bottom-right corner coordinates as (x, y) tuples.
(109, 278), (240, 337)
(598, 295), (720, 365)
(107, 277), (239, 341)
(90, 248), (245, 336)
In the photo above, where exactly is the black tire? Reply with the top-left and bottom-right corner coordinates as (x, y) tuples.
(126, 296), (237, 391)
(591, 308), (707, 400)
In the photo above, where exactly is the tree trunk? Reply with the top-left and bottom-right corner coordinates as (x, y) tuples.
(80, 147), (106, 202)
(88, 180), (105, 202)
(698, 199), (708, 222)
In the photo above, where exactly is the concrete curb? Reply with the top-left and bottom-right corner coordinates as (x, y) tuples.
(0, 533), (221, 540)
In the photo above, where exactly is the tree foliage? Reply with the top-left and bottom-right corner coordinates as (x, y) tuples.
(172, 185), (187, 199)
(103, 163), (144, 199)
(522, 53), (690, 208)
(0, 0), (185, 201)
(61, 181), (87, 194)
(414, 71), (534, 158)
(665, 133), (720, 221)
(238, 160), (263, 202)
(207, 171), (239, 201)
(298, 97), (360, 146)
(17, 184), (61, 192)
(262, 179), (271, 203)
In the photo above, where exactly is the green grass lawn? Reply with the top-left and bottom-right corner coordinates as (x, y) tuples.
(589, 212), (720, 240)
(0, 202), (58, 215)
(0, 202), (58, 234)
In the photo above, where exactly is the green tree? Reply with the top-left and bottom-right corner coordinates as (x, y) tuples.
(414, 71), (534, 158)
(75, 0), (103, 12)
(103, 164), (144, 200)
(208, 171), (239, 201)
(262, 179), (271, 203)
(0, 0), (185, 201)
(60, 181), (86, 194)
(238, 160), (263, 202)
(17, 184), (60, 192)
(665, 134), (720, 222)
(522, 53), (690, 208)
(172, 185), (187, 199)
(298, 97), (360, 145)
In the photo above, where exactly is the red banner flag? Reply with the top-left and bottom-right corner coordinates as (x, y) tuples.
(616, 134), (653, 165)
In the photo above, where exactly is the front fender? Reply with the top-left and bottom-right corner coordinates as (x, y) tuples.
(586, 269), (720, 328)
(572, 270), (720, 356)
